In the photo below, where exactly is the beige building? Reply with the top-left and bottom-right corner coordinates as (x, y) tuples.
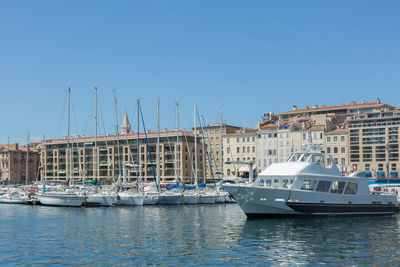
(195, 123), (240, 182)
(37, 129), (204, 185)
(279, 99), (395, 122)
(348, 110), (400, 178)
(324, 129), (349, 172)
(0, 143), (39, 184)
(223, 128), (258, 180)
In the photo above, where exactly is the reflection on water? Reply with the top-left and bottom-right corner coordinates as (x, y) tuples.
(1, 204), (400, 265)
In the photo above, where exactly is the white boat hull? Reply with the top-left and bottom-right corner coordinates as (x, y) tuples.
(116, 193), (144, 206)
(215, 194), (226, 203)
(198, 194), (217, 204)
(143, 194), (159, 205)
(182, 194), (200, 204)
(85, 194), (118, 206)
(37, 195), (85, 207)
(157, 193), (182, 205)
(0, 197), (26, 204)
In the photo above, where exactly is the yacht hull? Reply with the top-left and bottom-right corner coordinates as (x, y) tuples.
(225, 184), (399, 217)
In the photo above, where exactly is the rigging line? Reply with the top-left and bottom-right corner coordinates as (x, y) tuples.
(201, 115), (223, 187)
(196, 110), (217, 189)
(180, 111), (195, 183)
(139, 106), (159, 192)
(70, 97), (82, 180)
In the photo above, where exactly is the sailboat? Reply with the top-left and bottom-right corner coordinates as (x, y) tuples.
(37, 88), (85, 207)
(153, 100), (182, 205)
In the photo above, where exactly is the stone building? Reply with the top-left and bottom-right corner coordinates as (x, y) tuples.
(195, 123), (240, 182)
(0, 143), (39, 184)
(223, 128), (258, 180)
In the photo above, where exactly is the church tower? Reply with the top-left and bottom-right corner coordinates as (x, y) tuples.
(121, 112), (132, 134)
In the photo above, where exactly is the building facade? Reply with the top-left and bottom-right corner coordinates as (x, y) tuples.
(324, 129), (349, 172)
(195, 123), (241, 182)
(38, 130), (205, 185)
(223, 128), (258, 180)
(348, 110), (400, 178)
(0, 143), (39, 184)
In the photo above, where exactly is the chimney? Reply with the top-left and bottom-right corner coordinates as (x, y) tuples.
(351, 101), (356, 106)
(377, 98), (381, 104)
(15, 143), (19, 150)
(292, 105), (297, 111)
(305, 105), (309, 110)
(313, 105), (318, 109)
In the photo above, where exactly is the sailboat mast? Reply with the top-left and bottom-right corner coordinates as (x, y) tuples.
(94, 87), (98, 181)
(113, 89), (122, 182)
(67, 87), (71, 185)
(194, 104), (198, 187)
(137, 99), (140, 184)
(26, 132), (29, 185)
(220, 105), (223, 179)
(156, 99), (160, 187)
(7, 137), (10, 181)
(176, 101), (179, 184)
(201, 116), (206, 184)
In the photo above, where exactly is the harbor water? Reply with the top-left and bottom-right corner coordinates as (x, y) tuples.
(1, 204), (400, 266)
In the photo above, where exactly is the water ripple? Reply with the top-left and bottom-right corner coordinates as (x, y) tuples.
(1, 204), (400, 265)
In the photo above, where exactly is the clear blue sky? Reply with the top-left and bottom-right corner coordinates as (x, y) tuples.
(1, 1), (399, 144)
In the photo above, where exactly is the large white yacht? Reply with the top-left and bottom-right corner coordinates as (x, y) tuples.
(224, 151), (399, 217)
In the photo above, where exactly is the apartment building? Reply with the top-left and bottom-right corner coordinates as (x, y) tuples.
(348, 110), (400, 178)
(324, 129), (349, 171)
(256, 125), (278, 172)
(195, 123), (240, 182)
(37, 129), (204, 185)
(279, 99), (395, 122)
(0, 143), (39, 184)
(223, 128), (258, 179)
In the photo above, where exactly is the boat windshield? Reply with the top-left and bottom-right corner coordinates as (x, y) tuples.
(286, 152), (325, 167)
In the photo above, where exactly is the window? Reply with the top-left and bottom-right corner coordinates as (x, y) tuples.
(227, 147), (230, 153)
(344, 182), (358, 194)
(341, 136), (345, 142)
(327, 136), (331, 142)
(330, 181), (346, 194)
(341, 147), (345, 154)
(237, 147), (239, 153)
(334, 147), (338, 154)
(227, 138), (230, 144)
(341, 158), (345, 165)
(252, 146), (255, 153)
(333, 136), (338, 142)
(237, 137), (240, 143)
(252, 137), (255, 142)
(247, 147), (250, 153)
(242, 147), (245, 153)
(243, 137), (246, 142)
(327, 147), (331, 153)
(300, 180), (318, 191)
(247, 137), (250, 142)
(316, 181), (331, 192)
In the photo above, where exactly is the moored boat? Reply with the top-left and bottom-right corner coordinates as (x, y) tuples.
(36, 191), (85, 207)
(224, 151), (399, 217)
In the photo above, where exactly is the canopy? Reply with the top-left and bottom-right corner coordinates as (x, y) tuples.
(377, 171), (385, 175)
(238, 166), (256, 172)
